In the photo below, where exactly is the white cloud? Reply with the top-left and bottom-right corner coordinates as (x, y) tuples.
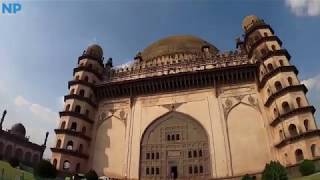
(14, 96), (58, 124)
(301, 74), (320, 90)
(285, 0), (320, 16)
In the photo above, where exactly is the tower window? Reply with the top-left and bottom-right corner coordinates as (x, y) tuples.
(288, 124), (298, 137)
(151, 167), (154, 175)
(156, 167), (159, 175)
(75, 105), (81, 113)
(171, 134), (175, 141)
(70, 122), (77, 131)
(282, 102), (290, 113)
(199, 150), (203, 157)
(267, 63), (274, 71)
(63, 160), (71, 170)
(304, 119), (309, 131)
(56, 139), (61, 148)
(70, 89), (75, 94)
(151, 152), (154, 159)
(188, 151), (192, 158)
(167, 134), (170, 141)
(79, 89), (85, 97)
(146, 167), (149, 175)
(193, 150), (197, 157)
(189, 166), (193, 174)
(264, 32), (268, 37)
(296, 97), (301, 107)
(60, 121), (66, 129)
(279, 59), (284, 66)
(75, 75), (80, 80)
(271, 45), (276, 51)
(84, 76), (89, 82)
(65, 104), (71, 111)
(78, 144), (83, 153)
(311, 144), (316, 157)
(275, 81), (282, 91)
(288, 77), (293, 86)
(66, 141), (73, 150)
(200, 165), (203, 173)
(194, 166), (198, 174)
(295, 149), (304, 163)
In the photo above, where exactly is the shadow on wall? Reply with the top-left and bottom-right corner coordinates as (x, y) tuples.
(93, 114), (112, 175)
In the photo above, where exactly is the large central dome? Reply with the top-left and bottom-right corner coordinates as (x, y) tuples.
(141, 35), (219, 61)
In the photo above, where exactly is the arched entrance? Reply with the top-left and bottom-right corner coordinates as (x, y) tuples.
(139, 112), (211, 179)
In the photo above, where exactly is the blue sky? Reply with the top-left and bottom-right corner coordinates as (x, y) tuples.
(0, 0), (320, 158)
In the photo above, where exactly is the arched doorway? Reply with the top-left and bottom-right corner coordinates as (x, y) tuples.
(139, 112), (211, 179)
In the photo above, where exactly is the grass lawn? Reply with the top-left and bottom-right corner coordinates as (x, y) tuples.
(0, 160), (34, 180)
(292, 172), (320, 180)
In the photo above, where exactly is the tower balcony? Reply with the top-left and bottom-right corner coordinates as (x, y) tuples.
(259, 65), (298, 89)
(264, 84), (307, 107)
(260, 49), (291, 62)
(51, 148), (89, 159)
(68, 80), (96, 90)
(59, 111), (94, 124)
(270, 106), (316, 127)
(275, 129), (320, 148)
(244, 23), (274, 42)
(73, 66), (102, 80)
(78, 54), (103, 66)
(248, 36), (282, 58)
(64, 94), (97, 108)
(54, 129), (91, 141)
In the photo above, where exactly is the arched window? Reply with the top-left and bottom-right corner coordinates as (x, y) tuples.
(84, 76), (89, 82)
(76, 163), (80, 172)
(75, 105), (81, 113)
(151, 152), (154, 159)
(15, 148), (23, 161)
(199, 150), (203, 157)
(176, 134), (180, 140)
(288, 124), (298, 137)
(146, 167), (149, 175)
(151, 167), (154, 174)
(311, 144), (317, 157)
(156, 167), (159, 175)
(0, 142), (3, 155)
(56, 139), (61, 148)
(60, 121), (66, 129)
(282, 102), (290, 113)
(63, 160), (71, 170)
(33, 154), (39, 164)
(70, 89), (75, 94)
(200, 165), (203, 173)
(194, 166), (198, 174)
(271, 45), (276, 51)
(189, 166), (193, 174)
(79, 144), (83, 153)
(304, 119), (309, 131)
(75, 75), (80, 80)
(70, 122), (77, 131)
(279, 59), (284, 66)
(193, 150), (197, 157)
(4, 145), (12, 159)
(171, 134), (175, 141)
(82, 126), (86, 134)
(279, 130), (284, 140)
(65, 104), (70, 111)
(267, 63), (274, 71)
(167, 134), (170, 141)
(79, 89), (85, 97)
(264, 32), (268, 37)
(295, 149), (304, 162)
(288, 77), (293, 86)
(274, 108), (279, 118)
(296, 97), (301, 108)
(188, 151), (192, 158)
(267, 88), (271, 95)
(66, 141), (73, 150)
(53, 159), (57, 168)
(275, 81), (282, 91)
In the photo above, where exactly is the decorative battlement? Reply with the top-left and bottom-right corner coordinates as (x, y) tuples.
(101, 50), (253, 83)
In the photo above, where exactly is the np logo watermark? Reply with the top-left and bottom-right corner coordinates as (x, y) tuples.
(1, 2), (22, 14)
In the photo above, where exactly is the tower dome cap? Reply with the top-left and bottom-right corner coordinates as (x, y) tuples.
(242, 15), (263, 31)
(10, 123), (26, 137)
(85, 44), (103, 60)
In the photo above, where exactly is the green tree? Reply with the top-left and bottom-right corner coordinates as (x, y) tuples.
(262, 161), (288, 180)
(299, 159), (315, 176)
(34, 159), (57, 178)
(242, 174), (256, 180)
(85, 170), (98, 180)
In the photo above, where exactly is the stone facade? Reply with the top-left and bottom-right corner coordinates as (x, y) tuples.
(51, 15), (320, 179)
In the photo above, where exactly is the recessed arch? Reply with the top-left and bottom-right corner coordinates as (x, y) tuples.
(295, 149), (304, 163)
(139, 111), (211, 179)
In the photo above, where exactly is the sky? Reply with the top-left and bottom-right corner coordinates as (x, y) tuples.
(0, 0), (320, 158)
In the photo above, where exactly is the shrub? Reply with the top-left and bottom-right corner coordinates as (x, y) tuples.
(262, 161), (288, 180)
(34, 159), (57, 178)
(299, 159), (315, 176)
(242, 174), (256, 180)
(9, 157), (19, 168)
(85, 170), (98, 180)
